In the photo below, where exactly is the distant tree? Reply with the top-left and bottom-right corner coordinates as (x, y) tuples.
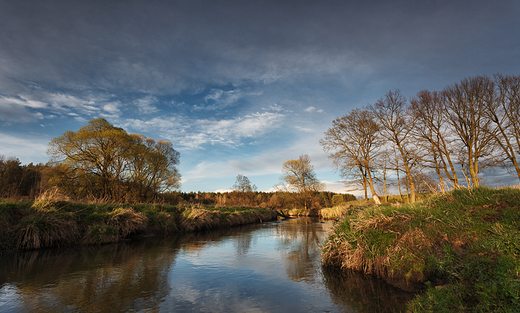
(232, 174), (257, 193)
(228, 174), (257, 206)
(320, 108), (382, 204)
(280, 154), (324, 210)
(0, 156), (44, 199)
(47, 118), (181, 201)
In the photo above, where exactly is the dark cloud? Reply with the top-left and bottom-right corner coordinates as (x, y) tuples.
(1, 0), (519, 191)
(2, 0), (518, 96)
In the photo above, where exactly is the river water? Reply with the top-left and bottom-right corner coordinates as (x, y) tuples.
(0, 218), (414, 312)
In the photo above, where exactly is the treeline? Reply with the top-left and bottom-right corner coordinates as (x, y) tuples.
(321, 73), (520, 204)
(0, 157), (44, 199)
(0, 156), (355, 209)
(162, 190), (355, 209)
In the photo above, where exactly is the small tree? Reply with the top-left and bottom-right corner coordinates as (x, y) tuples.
(232, 174), (257, 193)
(280, 154), (324, 210)
(230, 174), (257, 206)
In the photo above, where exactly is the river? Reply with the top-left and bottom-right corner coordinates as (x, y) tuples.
(0, 218), (414, 312)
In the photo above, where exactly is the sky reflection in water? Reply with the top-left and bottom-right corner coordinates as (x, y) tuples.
(0, 218), (413, 312)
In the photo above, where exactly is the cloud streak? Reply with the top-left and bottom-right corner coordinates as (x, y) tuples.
(118, 110), (285, 150)
(1, 0), (519, 192)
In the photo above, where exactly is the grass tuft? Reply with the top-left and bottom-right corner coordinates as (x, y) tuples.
(107, 207), (147, 237)
(16, 212), (78, 249)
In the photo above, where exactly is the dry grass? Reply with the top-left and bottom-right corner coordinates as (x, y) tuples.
(321, 204), (433, 291)
(323, 186), (520, 310)
(180, 207), (219, 231)
(319, 203), (351, 220)
(4, 191), (278, 250)
(31, 187), (70, 212)
(108, 208), (147, 237)
(16, 212), (79, 249)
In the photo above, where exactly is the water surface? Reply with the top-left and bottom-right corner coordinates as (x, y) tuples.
(0, 218), (413, 312)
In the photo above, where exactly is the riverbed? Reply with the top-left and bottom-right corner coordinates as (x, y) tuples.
(0, 218), (413, 312)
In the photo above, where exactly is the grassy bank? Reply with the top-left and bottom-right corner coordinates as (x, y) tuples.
(0, 197), (277, 251)
(322, 187), (520, 312)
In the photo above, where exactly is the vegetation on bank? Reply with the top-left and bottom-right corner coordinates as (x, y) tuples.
(0, 191), (277, 251)
(322, 187), (520, 312)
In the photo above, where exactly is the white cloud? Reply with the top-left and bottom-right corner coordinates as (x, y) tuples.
(294, 126), (314, 133)
(304, 106), (323, 113)
(197, 88), (263, 111)
(0, 133), (49, 164)
(262, 103), (291, 113)
(46, 93), (98, 113)
(119, 110), (285, 150)
(8, 95), (48, 109)
(0, 97), (45, 122)
(135, 96), (159, 114)
(102, 102), (122, 117)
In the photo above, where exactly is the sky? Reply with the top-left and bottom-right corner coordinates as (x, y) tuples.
(1, 0), (520, 195)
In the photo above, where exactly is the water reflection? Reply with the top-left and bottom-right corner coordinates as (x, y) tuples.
(0, 242), (178, 312)
(0, 218), (415, 312)
(322, 267), (415, 313)
(276, 218), (328, 283)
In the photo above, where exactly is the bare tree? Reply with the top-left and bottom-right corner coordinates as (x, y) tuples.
(232, 174), (257, 193)
(320, 108), (382, 204)
(229, 174), (257, 206)
(370, 90), (419, 203)
(443, 76), (498, 187)
(280, 154), (324, 210)
(485, 74), (520, 181)
(411, 90), (460, 190)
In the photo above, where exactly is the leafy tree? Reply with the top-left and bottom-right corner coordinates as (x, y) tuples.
(127, 134), (181, 200)
(47, 118), (180, 201)
(280, 154), (324, 210)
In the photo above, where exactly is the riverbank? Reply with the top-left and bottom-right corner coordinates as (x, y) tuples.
(0, 196), (277, 251)
(322, 186), (520, 311)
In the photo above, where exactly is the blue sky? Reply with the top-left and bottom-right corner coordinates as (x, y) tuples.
(1, 0), (520, 195)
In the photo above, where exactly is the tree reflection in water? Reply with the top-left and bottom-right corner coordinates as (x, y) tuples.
(0, 241), (178, 312)
(0, 218), (416, 312)
(276, 218), (328, 283)
(322, 267), (415, 313)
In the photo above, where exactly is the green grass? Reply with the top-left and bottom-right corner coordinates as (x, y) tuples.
(322, 186), (520, 312)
